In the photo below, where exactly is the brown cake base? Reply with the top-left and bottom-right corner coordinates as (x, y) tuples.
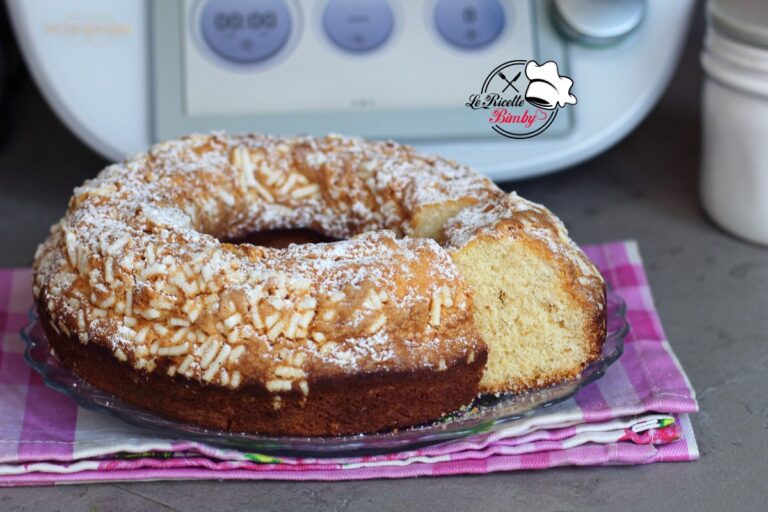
(39, 306), (487, 436)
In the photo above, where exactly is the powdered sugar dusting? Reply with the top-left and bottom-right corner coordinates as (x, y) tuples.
(33, 132), (602, 399)
(33, 133), (486, 395)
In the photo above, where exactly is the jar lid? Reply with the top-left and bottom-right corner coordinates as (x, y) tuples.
(710, 0), (768, 49)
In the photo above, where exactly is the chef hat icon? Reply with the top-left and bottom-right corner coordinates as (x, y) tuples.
(524, 61), (577, 110)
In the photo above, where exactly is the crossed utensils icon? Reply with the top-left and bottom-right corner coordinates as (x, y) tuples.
(497, 70), (521, 93)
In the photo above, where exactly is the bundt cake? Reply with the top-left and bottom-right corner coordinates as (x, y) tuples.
(32, 133), (605, 436)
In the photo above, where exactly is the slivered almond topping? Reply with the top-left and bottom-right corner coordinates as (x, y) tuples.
(203, 344), (232, 382)
(186, 304), (202, 323)
(98, 295), (116, 309)
(261, 163), (281, 186)
(267, 318), (286, 340)
(171, 327), (188, 343)
(230, 147), (243, 167)
(250, 308), (264, 329)
(266, 297), (286, 310)
(149, 296), (172, 310)
(283, 312), (301, 339)
(125, 288), (133, 316)
(170, 273), (197, 295)
(228, 344), (246, 363)
(440, 286), (454, 308)
(429, 288), (442, 326)
(291, 352), (306, 367)
(105, 257), (115, 284)
(153, 324), (169, 336)
(107, 236), (129, 255)
(200, 340), (222, 369)
(291, 184), (320, 199)
(264, 312), (280, 329)
(278, 173), (299, 195)
(266, 379), (292, 392)
(252, 180), (274, 202)
(135, 326), (150, 344)
(118, 326), (136, 340)
(218, 190), (236, 207)
(297, 296), (317, 310)
(368, 314), (387, 334)
(64, 231), (77, 267)
(274, 366), (306, 379)
(141, 308), (161, 320)
(229, 371), (242, 389)
(363, 289), (383, 310)
(169, 317), (190, 327)
(177, 354), (194, 375)
(224, 313), (242, 329)
(157, 343), (189, 356)
(298, 310), (315, 330)
(134, 345), (148, 358)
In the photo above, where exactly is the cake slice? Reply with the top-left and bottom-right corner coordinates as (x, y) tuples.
(443, 192), (606, 393)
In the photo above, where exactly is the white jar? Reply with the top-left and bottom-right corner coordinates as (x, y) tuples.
(701, 0), (768, 245)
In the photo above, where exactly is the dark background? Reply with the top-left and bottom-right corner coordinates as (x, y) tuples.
(2, 3), (768, 511)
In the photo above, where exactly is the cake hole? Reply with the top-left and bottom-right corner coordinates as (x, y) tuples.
(224, 229), (340, 249)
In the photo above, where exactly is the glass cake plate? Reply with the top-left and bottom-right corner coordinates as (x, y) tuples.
(21, 291), (628, 457)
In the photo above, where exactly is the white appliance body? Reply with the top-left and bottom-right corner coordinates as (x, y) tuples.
(6, 0), (693, 181)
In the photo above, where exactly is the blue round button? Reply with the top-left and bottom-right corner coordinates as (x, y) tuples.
(434, 0), (506, 50)
(200, 0), (293, 64)
(322, 0), (395, 53)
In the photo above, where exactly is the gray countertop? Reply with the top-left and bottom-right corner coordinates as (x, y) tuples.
(2, 9), (767, 512)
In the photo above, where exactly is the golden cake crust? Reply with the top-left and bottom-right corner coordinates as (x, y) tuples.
(33, 132), (606, 435)
(33, 133), (491, 434)
(39, 304), (487, 436)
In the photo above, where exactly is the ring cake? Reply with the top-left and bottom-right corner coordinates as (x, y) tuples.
(33, 133), (605, 436)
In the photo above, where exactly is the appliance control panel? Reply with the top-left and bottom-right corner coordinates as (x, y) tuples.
(7, 0), (695, 180)
(167, 0), (555, 140)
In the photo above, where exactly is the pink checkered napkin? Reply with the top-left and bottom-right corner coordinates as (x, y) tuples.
(0, 241), (698, 485)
